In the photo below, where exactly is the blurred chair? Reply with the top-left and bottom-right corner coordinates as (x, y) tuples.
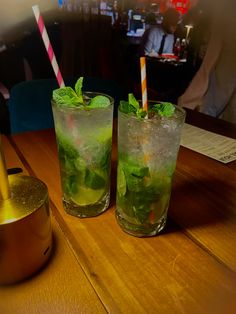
(8, 79), (57, 134)
(8, 77), (125, 134)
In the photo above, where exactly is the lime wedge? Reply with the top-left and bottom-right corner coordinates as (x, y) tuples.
(94, 127), (112, 143)
(71, 186), (105, 206)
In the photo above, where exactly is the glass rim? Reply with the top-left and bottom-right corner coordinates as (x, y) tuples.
(51, 91), (114, 111)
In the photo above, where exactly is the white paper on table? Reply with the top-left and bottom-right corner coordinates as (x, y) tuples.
(180, 123), (236, 163)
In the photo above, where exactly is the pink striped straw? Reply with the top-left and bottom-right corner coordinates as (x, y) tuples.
(32, 5), (65, 88)
(140, 57), (148, 112)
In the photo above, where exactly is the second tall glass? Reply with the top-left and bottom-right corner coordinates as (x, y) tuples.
(116, 102), (185, 237)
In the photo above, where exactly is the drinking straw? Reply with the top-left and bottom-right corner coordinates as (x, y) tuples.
(32, 5), (65, 88)
(140, 56), (148, 112)
(0, 136), (10, 200)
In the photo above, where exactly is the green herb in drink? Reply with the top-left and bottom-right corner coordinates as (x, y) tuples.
(52, 77), (114, 218)
(88, 95), (111, 108)
(117, 155), (172, 225)
(116, 94), (177, 230)
(53, 86), (83, 107)
(152, 102), (175, 117)
(119, 93), (175, 119)
(53, 77), (111, 108)
(57, 132), (110, 202)
(119, 93), (147, 118)
(74, 77), (84, 104)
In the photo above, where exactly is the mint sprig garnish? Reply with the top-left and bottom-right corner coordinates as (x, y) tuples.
(74, 77), (84, 104)
(53, 87), (83, 107)
(128, 93), (139, 110)
(53, 77), (110, 108)
(88, 95), (111, 108)
(119, 93), (147, 118)
(119, 94), (175, 118)
(152, 102), (175, 117)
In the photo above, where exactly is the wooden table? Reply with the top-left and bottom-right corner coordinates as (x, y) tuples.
(1, 110), (236, 313)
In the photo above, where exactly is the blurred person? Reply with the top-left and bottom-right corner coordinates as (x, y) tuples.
(139, 8), (180, 57)
(178, 1), (236, 124)
(183, 0), (212, 70)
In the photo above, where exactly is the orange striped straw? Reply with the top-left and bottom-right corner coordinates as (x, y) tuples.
(140, 57), (148, 112)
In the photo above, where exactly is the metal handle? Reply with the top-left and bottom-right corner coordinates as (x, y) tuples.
(0, 135), (10, 200)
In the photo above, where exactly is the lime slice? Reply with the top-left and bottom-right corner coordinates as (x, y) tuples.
(94, 127), (112, 143)
(71, 186), (105, 206)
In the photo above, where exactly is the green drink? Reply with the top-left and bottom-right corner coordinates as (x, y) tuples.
(52, 79), (114, 217)
(116, 95), (185, 236)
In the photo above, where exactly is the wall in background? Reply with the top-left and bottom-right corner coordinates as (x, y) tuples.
(0, 0), (58, 42)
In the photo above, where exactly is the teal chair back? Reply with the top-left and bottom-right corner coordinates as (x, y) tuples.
(8, 77), (125, 134)
(9, 79), (57, 134)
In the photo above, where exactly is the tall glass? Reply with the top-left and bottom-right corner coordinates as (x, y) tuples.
(52, 92), (114, 217)
(116, 103), (185, 237)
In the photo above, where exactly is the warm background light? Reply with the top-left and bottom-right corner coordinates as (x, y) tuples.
(0, 0), (58, 42)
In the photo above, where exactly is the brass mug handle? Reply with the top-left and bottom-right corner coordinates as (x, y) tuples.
(0, 135), (10, 200)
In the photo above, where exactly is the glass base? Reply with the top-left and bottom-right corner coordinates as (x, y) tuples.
(63, 193), (110, 218)
(115, 211), (167, 237)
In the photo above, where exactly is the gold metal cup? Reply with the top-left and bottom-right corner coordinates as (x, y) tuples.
(0, 175), (52, 285)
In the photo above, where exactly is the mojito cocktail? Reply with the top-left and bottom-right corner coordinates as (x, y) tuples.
(52, 80), (114, 217)
(116, 96), (185, 236)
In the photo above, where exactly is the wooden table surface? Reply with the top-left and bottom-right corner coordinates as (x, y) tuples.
(1, 110), (236, 313)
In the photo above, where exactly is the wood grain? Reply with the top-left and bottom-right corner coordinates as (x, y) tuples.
(169, 147), (236, 271)
(6, 128), (236, 313)
(167, 108), (236, 271)
(0, 136), (105, 314)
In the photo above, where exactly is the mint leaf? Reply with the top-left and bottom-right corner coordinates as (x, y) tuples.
(53, 76), (112, 109)
(136, 108), (147, 119)
(152, 102), (175, 117)
(119, 94), (147, 119)
(75, 77), (84, 104)
(53, 87), (83, 107)
(117, 166), (126, 196)
(119, 100), (136, 114)
(128, 165), (149, 178)
(133, 203), (151, 224)
(74, 156), (87, 173)
(128, 93), (139, 110)
(56, 129), (78, 159)
(64, 174), (79, 196)
(121, 160), (150, 192)
(88, 95), (110, 108)
(85, 169), (106, 189)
